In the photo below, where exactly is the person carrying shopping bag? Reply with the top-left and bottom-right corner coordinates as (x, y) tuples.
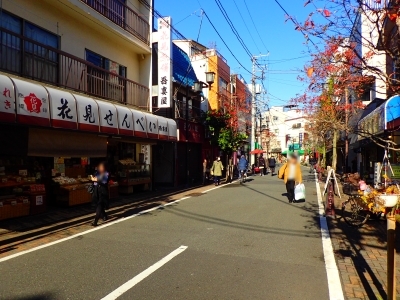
(211, 156), (224, 186)
(278, 153), (302, 203)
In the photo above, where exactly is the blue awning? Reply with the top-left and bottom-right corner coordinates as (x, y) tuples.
(385, 95), (400, 127)
(172, 44), (198, 87)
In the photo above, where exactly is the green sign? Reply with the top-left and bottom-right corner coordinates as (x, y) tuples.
(390, 165), (400, 179)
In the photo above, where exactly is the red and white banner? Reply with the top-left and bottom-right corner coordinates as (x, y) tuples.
(97, 100), (118, 135)
(158, 116), (169, 140)
(131, 109), (147, 138)
(75, 94), (99, 132)
(0, 74), (16, 123)
(144, 113), (158, 139)
(12, 78), (50, 127)
(46, 87), (77, 130)
(168, 119), (178, 141)
(116, 105), (134, 136)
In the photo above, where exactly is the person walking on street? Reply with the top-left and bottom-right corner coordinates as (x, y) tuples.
(211, 156), (224, 186)
(238, 155), (248, 182)
(309, 155), (316, 173)
(268, 156), (276, 176)
(278, 153), (302, 203)
(259, 154), (266, 176)
(90, 162), (109, 226)
(203, 158), (211, 185)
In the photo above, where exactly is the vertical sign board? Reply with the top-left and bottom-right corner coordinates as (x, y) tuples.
(0, 74), (16, 123)
(158, 17), (172, 108)
(46, 87), (78, 130)
(12, 78), (50, 127)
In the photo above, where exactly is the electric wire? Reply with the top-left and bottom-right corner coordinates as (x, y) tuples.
(243, 0), (269, 53)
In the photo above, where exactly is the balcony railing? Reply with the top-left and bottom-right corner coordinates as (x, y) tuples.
(0, 27), (149, 110)
(80, 0), (150, 45)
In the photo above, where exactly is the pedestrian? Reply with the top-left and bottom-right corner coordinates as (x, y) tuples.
(203, 158), (208, 185)
(259, 154), (266, 176)
(278, 153), (302, 203)
(211, 156), (224, 186)
(90, 162), (109, 226)
(238, 155), (248, 182)
(309, 155), (316, 173)
(268, 155), (276, 176)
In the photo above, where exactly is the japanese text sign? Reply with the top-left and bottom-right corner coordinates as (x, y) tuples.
(157, 17), (172, 108)
(131, 109), (147, 138)
(116, 105), (134, 136)
(12, 78), (50, 127)
(75, 94), (99, 132)
(144, 113), (159, 139)
(0, 74), (16, 122)
(46, 87), (77, 130)
(96, 100), (118, 135)
(157, 117), (169, 140)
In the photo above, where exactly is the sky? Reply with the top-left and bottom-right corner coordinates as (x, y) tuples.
(154, 0), (316, 108)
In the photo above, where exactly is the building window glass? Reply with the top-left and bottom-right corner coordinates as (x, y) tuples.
(273, 116), (278, 121)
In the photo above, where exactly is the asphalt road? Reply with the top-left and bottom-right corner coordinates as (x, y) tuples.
(1, 169), (329, 300)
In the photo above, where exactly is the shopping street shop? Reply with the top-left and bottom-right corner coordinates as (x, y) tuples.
(0, 74), (177, 220)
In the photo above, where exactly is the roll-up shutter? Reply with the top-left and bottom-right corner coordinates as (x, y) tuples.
(28, 128), (107, 157)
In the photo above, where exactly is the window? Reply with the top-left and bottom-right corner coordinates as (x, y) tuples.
(292, 123), (301, 129)
(274, 129), (279, 134)
(273, 116), (278, 121)
(219, 77), (228, 91)
(85, 49), (127, 100)
(0, 10), (59, 83)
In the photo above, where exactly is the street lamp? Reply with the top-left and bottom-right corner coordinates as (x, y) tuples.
(186, 72), (215, 186)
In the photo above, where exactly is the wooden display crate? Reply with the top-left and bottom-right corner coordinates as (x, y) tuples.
(68, 189), (92, 206)
(109, 184), (119, 200)
(0, 200), (30, 221)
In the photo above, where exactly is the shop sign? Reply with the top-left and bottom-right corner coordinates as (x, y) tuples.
(178, 119), (204, 143)
(0, 74), (16, 123)
(168, 119), (177, 141)
(158, 117), (169, 140)
(144, 113), (158, 139)
(36, 195), (43, 205)
(131, 109), (147, 138)
(157, 17), (172, 108)
(116, 105), (134, 136)
(12, 78), (50, 127)
(141, 144), (150, 165)
(75, 94), (100, 132)
(97, 101), (118, 135)
(359, 105), (385, 139)
(390, 165), (400, 179)
(47, 87), (77, 130)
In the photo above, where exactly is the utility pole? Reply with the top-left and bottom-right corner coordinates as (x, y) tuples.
(250, 54), (269, 166)
(345, 88), (349, 173)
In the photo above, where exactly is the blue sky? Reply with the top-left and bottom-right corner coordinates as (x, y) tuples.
(155, 0), (315, 108)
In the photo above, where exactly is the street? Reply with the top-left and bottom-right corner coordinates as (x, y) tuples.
(1, 170), (331, 300)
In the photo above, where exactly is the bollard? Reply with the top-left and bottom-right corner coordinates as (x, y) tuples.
(387, 213), (396, 300)
(325, 178), (336, 218)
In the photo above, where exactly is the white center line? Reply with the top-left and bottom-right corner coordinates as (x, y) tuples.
(100, 245), (188, 300)
(315, 173), (344, 300)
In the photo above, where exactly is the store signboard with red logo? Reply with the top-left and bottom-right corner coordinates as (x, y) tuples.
(116, 105), (133, 136)
(46, 87), (77, 130)
(168, 119), (177, 141)
(144, 113), (158, 139)
(96, 100), (118, 135)
(131, 109), (147, 138)
(158, 117), (169, 140)
(75, 94), (99, 132)
(0, 75), (16, 123)
(12, 78), (50, 127)
(178, 119), (203, 143)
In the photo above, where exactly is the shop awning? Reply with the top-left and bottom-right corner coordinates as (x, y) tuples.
(168, 119), (177, 141)
(157, 116), (169, 140)
(96, 100), (118, 135)
(386, 95), (400, 129)
(46, 86), (78, 130)
(11, 77), (50, 127)
(28, 128), (107, 157)
(75, 94), (100, 132)
(131, 109), (147, 138)
(144, 112), (159, 139)
(0, 74), (16, 123)
(115, 105), (134, 136)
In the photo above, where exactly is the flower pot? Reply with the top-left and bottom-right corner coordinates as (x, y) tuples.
(379, 194), (399, 208)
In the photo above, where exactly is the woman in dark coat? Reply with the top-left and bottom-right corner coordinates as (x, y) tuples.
(90, 162), (109, 226)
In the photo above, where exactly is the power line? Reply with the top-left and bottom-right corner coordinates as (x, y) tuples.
(232, 0), (261, 54)
(243, 0), (269, 53)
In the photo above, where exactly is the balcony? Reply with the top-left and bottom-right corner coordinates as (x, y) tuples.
(80, 0), (150, 45)
(0, 27), (150, 110)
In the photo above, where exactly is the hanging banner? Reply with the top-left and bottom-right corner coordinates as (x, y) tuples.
(75, 94), (99, 132)
(0, 74), (16, 123)
(12, 78), (50, 127)
(157, 17), (172, 108)
(96, 100), (118, 135)
(116, 105), (134, 136)
(47, 87), (77, 130)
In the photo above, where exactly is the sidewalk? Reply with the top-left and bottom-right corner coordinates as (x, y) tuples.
(0, 182), (218, 259)
(326, 182), (400, 300)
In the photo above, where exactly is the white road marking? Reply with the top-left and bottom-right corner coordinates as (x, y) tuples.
(202, 179), (239, 193)
(0, 197), (191, 263)
(100, 245), (188, 300)
(315, 173), (345, 300)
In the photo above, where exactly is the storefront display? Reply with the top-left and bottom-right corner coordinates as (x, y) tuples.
(118, 159), (151, 194)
